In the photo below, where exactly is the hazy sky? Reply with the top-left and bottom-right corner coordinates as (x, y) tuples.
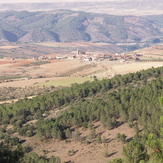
(0, 0), (129, 3)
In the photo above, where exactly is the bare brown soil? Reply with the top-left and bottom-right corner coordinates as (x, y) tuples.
(19, 121), (135, 163)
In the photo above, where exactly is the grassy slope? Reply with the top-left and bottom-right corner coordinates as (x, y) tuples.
(33, 77), (94, 87)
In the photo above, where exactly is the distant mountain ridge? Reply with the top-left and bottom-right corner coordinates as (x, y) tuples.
(1, 1), (163, 15)
(0, 10), (163, 44)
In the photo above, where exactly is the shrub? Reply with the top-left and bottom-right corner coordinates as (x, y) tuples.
(26, 130), (34, 137)
(117, 133), (127, 143)
(103, 148), (109, 158)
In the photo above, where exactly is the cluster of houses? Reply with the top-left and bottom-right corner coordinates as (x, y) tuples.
(37, 50), (141, 62)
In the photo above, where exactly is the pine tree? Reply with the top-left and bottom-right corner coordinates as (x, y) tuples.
(122, 140), (148, 163)
(72, 129), (80, 141)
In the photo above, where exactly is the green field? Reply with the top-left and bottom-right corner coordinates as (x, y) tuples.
(94, 68), (107, 74)
(33, 77), (94, 87)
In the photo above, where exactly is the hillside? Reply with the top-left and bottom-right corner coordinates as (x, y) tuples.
(0, 10), (163, 46)
(0, 66), (163, 162)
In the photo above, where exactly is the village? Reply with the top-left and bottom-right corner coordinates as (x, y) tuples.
(38, 49), (141, 62)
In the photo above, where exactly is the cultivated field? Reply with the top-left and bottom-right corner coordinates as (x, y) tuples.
(0, 59), (163, 88)
(0, 59), (90, 77)
(1, 44), (163, 88)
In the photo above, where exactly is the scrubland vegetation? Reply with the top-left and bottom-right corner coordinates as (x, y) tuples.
(0, 86), (56, 102)
(0, 65), (163, 162)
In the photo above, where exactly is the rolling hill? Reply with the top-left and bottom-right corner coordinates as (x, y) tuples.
(0, 10), (163, 45)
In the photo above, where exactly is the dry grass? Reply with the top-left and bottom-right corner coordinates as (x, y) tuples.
(111, 62), (163, 75)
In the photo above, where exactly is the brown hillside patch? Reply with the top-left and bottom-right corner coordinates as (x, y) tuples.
(20, 121), (135, 163)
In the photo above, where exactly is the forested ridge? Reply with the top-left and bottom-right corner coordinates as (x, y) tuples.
(1, 10), (163, 45)
(1, 66), (163, 162)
